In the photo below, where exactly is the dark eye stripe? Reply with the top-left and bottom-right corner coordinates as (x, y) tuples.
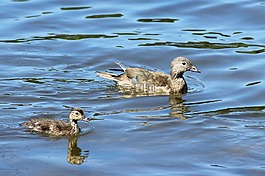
(76, 109), (84, 115)
(71, 108), (84, 115)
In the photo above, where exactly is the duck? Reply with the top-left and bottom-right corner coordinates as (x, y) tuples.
(20, 108), (87, 136)
(97, 56), (201, 94)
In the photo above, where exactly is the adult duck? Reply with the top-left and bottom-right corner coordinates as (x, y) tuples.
(97, 56), (201, 94)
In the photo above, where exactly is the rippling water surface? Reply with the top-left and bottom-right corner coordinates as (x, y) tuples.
(1, 0), (265, 175)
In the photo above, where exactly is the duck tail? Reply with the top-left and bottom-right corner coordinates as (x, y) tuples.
(96, 71), (120, 82)
(115, 62), (127, 72)
(19, 122), (27, 127)
(19, 121), (33, 128)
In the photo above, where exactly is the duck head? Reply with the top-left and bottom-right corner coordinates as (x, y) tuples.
(69, 108), (86, 122)
(170, 56), (200, 79)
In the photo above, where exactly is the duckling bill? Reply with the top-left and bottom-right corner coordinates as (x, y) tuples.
(20, 108), (87, 136)
(97, 56), (201, 94)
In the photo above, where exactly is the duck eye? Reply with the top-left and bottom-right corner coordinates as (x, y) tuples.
(75, 112), (79, 115)
(182, 62), (186, 66)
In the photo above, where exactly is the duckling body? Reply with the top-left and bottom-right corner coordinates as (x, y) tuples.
(97, 56), (201, 94)
(20, 108), (86, 136)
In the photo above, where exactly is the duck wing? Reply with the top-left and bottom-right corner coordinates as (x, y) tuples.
(125, 68), (170, 87)
(21, 119), (70, 134)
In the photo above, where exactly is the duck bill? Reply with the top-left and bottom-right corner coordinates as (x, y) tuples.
(189, 66), (201, 73)
(83, 116), (90, 122)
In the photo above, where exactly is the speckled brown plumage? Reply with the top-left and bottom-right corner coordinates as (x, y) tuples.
(20, 108), (86, 136)
(97, 56), (200, 94)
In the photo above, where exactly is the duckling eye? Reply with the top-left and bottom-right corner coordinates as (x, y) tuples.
(75, 112), (79, 116)
(182, 62), (187, 66)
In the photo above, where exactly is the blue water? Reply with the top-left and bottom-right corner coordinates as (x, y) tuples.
(1, 0), (265, 175)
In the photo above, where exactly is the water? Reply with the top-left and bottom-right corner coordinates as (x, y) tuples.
(1, 0), (265, 175)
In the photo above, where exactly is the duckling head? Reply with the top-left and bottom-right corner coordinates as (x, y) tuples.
(69, 108), (86, 122)
(170, 56), (201, 79)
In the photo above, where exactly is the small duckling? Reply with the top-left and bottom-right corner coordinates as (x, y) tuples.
(20, 108), (87, 136)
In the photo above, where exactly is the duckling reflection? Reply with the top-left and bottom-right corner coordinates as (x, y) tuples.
(67, 135), (89, 165)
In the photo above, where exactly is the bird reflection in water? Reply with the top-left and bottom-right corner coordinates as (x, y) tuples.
(67, 135), (89, 165)
(168, 93), (187, 119)
(116, 92), (189, 120)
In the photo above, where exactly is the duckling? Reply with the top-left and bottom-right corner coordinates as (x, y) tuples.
(97, 56), (201, 94)
(20, 108), (87, 136)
